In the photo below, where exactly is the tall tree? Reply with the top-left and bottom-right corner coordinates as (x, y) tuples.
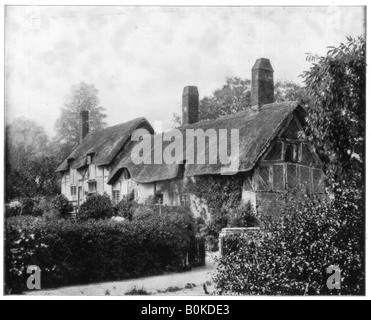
(55, 82), (107, 148)
(6, 118), (60, 200)
(302, 36), (365, 184)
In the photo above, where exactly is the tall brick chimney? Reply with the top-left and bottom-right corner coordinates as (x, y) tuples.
(182, 86), (199, 125)
(251, 58), (274, 108)
(80, 110), (89, 143)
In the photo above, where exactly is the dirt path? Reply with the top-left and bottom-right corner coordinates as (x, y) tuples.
(26, 254), (218, 296)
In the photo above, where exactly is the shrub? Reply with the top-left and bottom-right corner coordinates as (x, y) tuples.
(78, 194), (114, 221)
(125, 287), (150, 295)
(213, 186), (365, 295)
(20, 198), (37, 216)
(51, 194), (71, 218)
(227, 202), (259, 228)
(115, 190), (137, 220)
(5, 201), (22, 218)
(5, 207), (199, 294)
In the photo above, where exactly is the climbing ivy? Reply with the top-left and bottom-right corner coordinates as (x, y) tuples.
(186, 175), (245, 250)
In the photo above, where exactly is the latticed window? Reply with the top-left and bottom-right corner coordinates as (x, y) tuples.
(180, 194), (191, 207)
(88, 181), (97, 193)
(70, 186), (77, 196)
(112, 190), (120, 204)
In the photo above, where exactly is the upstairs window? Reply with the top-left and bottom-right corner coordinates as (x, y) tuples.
(87, 154), (94, 165)
(284, 144), (299, 163)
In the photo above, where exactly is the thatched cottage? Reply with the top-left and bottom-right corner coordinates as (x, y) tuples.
(56, 58), (324, 219)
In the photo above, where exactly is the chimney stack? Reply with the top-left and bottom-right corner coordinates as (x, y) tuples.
(251, 58), (274, 108)
(182, 86), (199, 125)
(80, 110), (89, 143)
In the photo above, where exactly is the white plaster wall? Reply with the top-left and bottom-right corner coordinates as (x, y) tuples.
(136, 183), (155, 203)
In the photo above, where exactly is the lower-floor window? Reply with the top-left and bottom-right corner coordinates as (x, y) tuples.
(180, 194), (191, 207)
(88, 181), (97, 193)
(155, 194), (164, 205)
(112, 190), (120, 204)
(70, 186), (77, 196)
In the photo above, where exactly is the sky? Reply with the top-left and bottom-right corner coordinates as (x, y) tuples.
(5, 6), (366, 137)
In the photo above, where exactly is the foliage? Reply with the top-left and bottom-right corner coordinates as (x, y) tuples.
(125, 287), (151, 296)
(78, 194), (114, 221)
(274, 80), (309, 105)
(172, 77), (307, 126)
(227, 202), (259, 228)
(302, 36), (365, 185)
(5, 201), (22, 218)
(51, 194), (71, 218)
(6, 118), (60, 201)
(55, 82), (107, 148)
(5, 210), (198, 294)
(213, 186), (364, 295)
(186, 175), (245, 251)
(115, 190), (137, 220)
(20, 198), (38, 217)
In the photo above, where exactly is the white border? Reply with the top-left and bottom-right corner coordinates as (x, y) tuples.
(0, 0), (369, 301)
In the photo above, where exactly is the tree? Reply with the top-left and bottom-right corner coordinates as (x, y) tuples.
(6, 118), (60, 200)
(172, 77), (308, 126)
(274, 80), (309, 105)
(55, 82), (107, 148)
(302, 36), (365, 185)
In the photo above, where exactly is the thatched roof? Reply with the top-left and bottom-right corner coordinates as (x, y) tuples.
(56, 118), (154, 172)
(108, 101), (303, 184)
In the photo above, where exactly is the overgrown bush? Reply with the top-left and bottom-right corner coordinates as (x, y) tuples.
(227, 202), (259, 228)
(78, 194), (114, 221)
(20, 198), (37, 216)
(51, 194), (71, 218)
(5, 207), (197, 294)
(5, 201), (22, 218)
(213, 186), (365, 295)
(186, 175), (245, 250)
(115, 190), (137, 220)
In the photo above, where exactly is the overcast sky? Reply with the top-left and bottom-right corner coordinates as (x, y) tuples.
(5, 6), (365, 136)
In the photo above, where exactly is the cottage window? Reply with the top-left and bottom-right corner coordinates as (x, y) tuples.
(284, 143), (299, 163)
(87, 154), (94, 165)
(180, 194), (191, 207)
(70, 186), (77, 196)
(155, 194), (164, 205)
(112, 190), (120, 204)
(88, 181), (97, 193)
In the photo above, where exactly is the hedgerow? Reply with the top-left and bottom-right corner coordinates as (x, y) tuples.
(5, 208), (197, 294)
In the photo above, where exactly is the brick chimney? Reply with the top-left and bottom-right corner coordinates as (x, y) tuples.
(251, 58), (274, 108)
(80, 110), (89, 143)
(182, 86), (199, 125)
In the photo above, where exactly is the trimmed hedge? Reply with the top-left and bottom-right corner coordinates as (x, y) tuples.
(5, 212), (193, 294)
